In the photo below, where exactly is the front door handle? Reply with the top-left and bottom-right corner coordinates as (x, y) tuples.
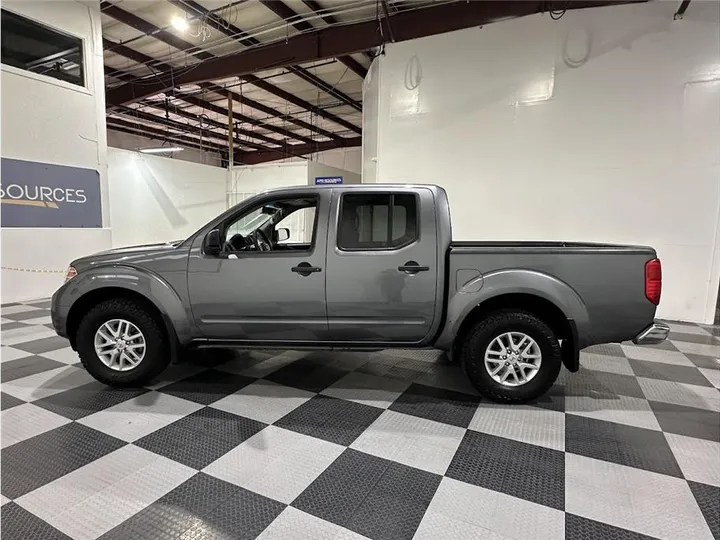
(292, 262), (322, 277)
(398, 261), (430, 274)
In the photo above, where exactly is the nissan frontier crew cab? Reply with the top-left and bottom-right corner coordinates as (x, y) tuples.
(51, 184), (669, 403)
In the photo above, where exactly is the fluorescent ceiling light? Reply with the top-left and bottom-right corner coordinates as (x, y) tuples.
(171, 16), (189, 32)
(138, 146), (184, 154)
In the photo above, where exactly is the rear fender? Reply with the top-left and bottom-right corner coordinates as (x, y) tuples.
(436, 269), (591, 352)
(55, 265), (193, 347)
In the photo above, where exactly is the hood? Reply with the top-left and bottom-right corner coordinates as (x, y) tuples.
(71, 240), (185, 272)
(93, 240), (183, 256)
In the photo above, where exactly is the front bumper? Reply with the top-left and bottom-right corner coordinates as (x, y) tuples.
(632, 322), (670, 345)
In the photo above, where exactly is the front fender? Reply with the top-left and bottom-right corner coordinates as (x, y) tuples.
(435, 268), (591, 350)
(53, 265), (194, 346)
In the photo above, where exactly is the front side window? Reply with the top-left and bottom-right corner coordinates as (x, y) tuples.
(222, 196), (317, 253)
(338, 193), (418, 250)
(1, 9), (85, 87)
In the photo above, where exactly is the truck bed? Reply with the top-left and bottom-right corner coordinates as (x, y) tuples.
(447, 241), (657, 346)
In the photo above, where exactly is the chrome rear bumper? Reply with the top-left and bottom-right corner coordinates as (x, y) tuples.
(632, 322), (670, 345)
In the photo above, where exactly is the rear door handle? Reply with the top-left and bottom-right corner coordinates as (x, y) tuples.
(291, 262), (322, 276)
(398, 261), (430, 274)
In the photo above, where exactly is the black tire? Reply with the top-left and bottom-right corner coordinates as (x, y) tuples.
(76, 298), (170, 387)
(459, 310), (562, 403)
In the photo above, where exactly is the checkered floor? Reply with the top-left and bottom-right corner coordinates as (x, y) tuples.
(1, 299), (719, 540)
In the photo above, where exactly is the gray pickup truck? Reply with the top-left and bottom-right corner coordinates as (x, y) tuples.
(51, 184), (669, 402)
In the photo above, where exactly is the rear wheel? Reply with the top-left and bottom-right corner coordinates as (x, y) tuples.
(76, 298), (170, 387)
(460, 310), (562, 403)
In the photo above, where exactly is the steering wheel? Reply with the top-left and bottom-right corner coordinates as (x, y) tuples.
(223, 233), (247, 252)
(253, 229), (273, 252)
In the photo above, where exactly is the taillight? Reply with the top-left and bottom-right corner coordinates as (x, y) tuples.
(65, 266), (77, 283)
(645, 258), (662, 305)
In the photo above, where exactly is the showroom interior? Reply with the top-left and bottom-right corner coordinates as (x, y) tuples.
(1, 0), (719, 538)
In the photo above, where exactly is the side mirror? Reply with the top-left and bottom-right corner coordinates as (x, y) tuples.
(276, 227), (290, 242)
(204, 229), (222, 255)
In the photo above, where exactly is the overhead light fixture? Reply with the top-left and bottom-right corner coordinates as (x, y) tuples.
(138, 146), (184, 154)
(171, 15), (189, 32)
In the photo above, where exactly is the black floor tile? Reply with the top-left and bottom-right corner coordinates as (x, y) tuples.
(2, 309), (50, 322)
(1, 355), (66, 383)
(565, 513), (657, 539)
(627, 358), (713, 387)
(158, 369), (255, 405)
(1, 391), (25, 410)
(446, 430), (565, 510)
(688, 481), (720, 540)
(649, 400), (720, 442)
(275, 394), (382, 446)
(135, 408), (266, 469)
(293, 448), (441, 540)
(1, 502), (72, 540)
(26, 300), (52, 309)
(388, 383), (480, 428)
(685, 353), (720, 371)
(528, 383), (566, 413)
(101, 473), (284, 540)
(1, 423), (126, 499)
(12, 335), (69, 354)
(584, 343), (625, 357)
(33, 382), (148, 420)
(565, 415), (683, 477)
(265, 356), (348, 393)
(670, 331), (720, 346)
(1, 321), (33, 332)
(563, 368), (645, 399)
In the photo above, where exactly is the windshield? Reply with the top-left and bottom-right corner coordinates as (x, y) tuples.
(227, 206), (275, 237)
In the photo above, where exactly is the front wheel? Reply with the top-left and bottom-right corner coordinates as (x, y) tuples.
(459, 310), (562, 403)
(76, 298), (170, 387)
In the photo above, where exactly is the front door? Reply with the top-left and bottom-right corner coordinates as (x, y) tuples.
(187, 190), (330, 342)
(325, 187), (438, 344)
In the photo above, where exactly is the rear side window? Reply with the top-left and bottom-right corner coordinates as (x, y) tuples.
(338, 193), (418, 250)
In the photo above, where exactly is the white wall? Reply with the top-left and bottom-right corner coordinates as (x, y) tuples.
(1, 0), (111, 303)
(259, 147), (362, 175)
(108, 130), (222, 167)
(365, 1), (720, 324)
(108, 148), (227, 247)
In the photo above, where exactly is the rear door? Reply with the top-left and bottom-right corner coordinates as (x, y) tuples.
(325, 187), (438, 344)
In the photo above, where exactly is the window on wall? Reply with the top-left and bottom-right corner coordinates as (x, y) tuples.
(338, 193), (418, 250)
(1, 9), (84, 87)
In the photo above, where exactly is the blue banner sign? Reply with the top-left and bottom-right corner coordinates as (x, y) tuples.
(315, 176), (343, 185)
(1, 158), (102, 228)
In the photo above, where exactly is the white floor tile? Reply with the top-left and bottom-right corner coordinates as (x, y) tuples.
(425, 477), (564, 540)
(414, 367), (481, 396)
(36, 454), (195, 540)
(1, 403), (71, 448)
(565, 454), (714, 540)
(38, 346), (79, 365)
(2, 328), (58, 346)
(211, 379), (314, 424)
(20, 316), (52, 326)
(1, 365), (95, 402)
(143, 363), (205, 390)
(257, 507), (369, 540)
(0, 346), (33, 363)
(350, 410), (466, 475)
(321, 371), (410, 409)
(414, 510), (516, 540)
(78, 392), (204, 442)
(580, 352), (635, 376)
(565, 394), (662, 431)
(16, 445), (162, 519)
(699, 367), (720, 389)
(620, 345), (695, 367)
(673, 340), (720, 358)
(665, 433), (720, 488)
(237, 352), (306, 378)
(0, 494), (9, 506)
(203, 425), (344, 504)
(637, 377), (720, 412)
(469, 403), (565, 451)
